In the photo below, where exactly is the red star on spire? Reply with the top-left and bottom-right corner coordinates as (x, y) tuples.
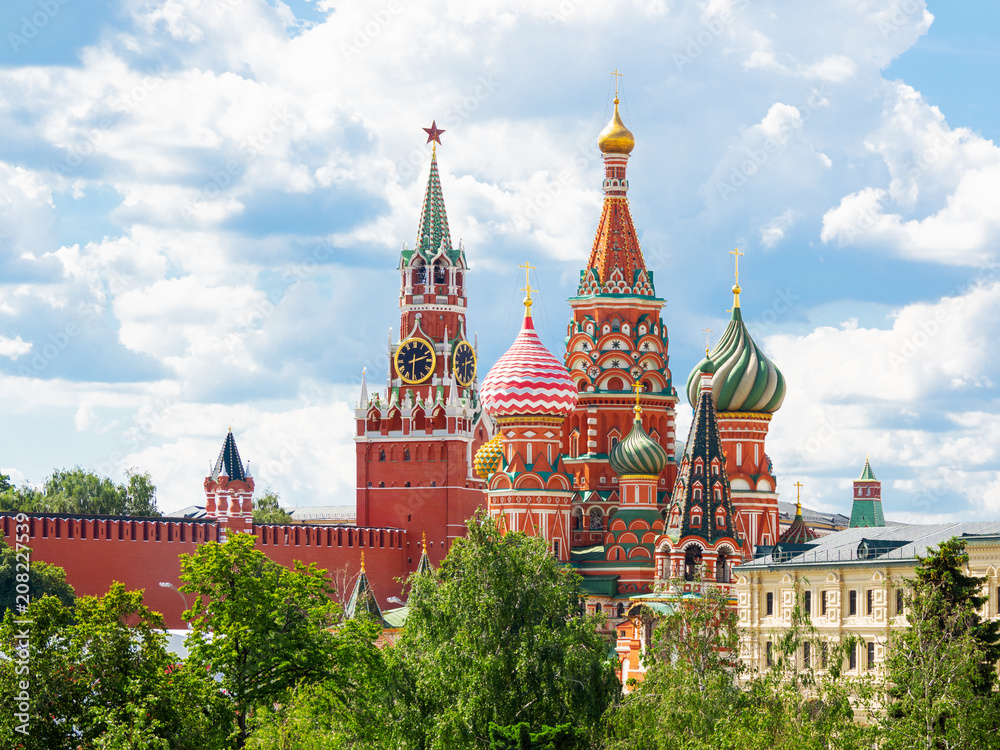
(423, 120), (445, 145)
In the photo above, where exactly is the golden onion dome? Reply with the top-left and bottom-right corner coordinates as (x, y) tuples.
(598, 97), (635, 155)
(474, 433), (504, 480)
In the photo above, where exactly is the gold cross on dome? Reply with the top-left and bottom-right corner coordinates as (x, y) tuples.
(730, 247), (744, 284)
(794, 481), (804, 508)
(519, 261), (536, 310)
(702, 327), (713, 356)
(632, 381), (644, 415)
(610, 69), (624, 97)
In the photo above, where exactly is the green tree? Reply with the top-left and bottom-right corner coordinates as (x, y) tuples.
(388, 514), (620, 749)
(605, 578), (866, 750)
(180, 533), (369, 748)
(0, 585), (231, 749)
(252, 489), (293, 524)
(882, 538), (1000, 749)
(0, 533), (75, 618)
(0, 467), (159, 516)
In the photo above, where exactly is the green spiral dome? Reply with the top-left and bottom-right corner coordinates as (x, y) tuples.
(609, 417), (668, 477)
(686, 307), (785, 413)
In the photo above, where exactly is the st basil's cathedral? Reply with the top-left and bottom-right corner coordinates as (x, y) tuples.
(353, 90), (789, 610)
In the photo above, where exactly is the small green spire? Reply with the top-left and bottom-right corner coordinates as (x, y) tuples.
(415, 149), (453, 259)
(859, 455), (877, 481)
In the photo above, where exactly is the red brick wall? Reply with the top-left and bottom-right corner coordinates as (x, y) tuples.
(3, 514), (409, 629)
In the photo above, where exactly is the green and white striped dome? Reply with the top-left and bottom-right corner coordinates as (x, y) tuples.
(686, 307), (785, 413)
(610, 417), (668, 477)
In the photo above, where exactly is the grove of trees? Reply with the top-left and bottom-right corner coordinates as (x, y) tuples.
(0, 467), (159, 517)
(1, 517), (998, 749)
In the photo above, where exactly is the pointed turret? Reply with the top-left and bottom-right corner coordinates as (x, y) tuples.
(359, 367), (368, 407)
(414, 146), (454, 261)
(211, 428), (246, 481)
(416, 533), (433, 575)
(204, 428), (255, 535)
(666, 357), (742, 550)
(346, 552), (384, 622)
(780, 484), (818, 544)
(850, 457), (885, 528)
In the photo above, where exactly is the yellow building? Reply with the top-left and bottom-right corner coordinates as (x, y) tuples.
(735, 522), (1000, 675)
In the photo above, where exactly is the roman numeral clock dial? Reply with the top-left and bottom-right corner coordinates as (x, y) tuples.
(453, 340), (476, 387)
(395, 338), (436, 384)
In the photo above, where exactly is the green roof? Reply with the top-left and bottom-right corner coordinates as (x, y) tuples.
(382, 605), (408, 629)
(849, 500), (885, 528)
(859, 457), (878, 481)
(571, 545), (606, 562)
(580, 575), (619, 596)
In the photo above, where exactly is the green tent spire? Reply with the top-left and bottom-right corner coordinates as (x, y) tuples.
(859, 455), (877, 481)
(416, 532), (433, 575)
(415, 147), (453, 258)
(346, 552), (384, 622)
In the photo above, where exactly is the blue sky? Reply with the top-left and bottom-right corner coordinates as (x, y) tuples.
(0, 0), (999, 522)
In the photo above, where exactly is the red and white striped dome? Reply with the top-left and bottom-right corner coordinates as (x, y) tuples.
(481, 313), (578, 419)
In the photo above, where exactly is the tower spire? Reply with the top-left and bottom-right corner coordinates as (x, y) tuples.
(415, 127), (453, 260)
(729, 248), (744, 309)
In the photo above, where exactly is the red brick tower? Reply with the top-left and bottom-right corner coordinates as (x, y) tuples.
(685, 255), (786, 552)
(355, 126), (489, 567)
(562, 92), (679, 545)
(204, 428), (254, 540)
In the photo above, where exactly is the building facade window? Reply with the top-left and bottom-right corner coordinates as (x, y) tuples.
(849, 590), (858, 616)
(821, 642), (828, 669)
(821, 590), (828, 615)
(803, 642), (811, 668)
(804, 590), (811, 615)
(849, 644), (857, 671)
(766, 641), (773, 667)
(766, 591), (774, 616)
(867, 589), (874, 616)
(867, 641), (876, 670)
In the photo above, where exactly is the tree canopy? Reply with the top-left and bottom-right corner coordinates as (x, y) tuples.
(251, 489), (293, 525)
(0, 533), (75, 619)
(0, 467), (159, 517)
(387, 514), (621, 749)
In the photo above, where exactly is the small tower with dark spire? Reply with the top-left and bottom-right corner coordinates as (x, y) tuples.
(779, 482), (818, 543)
(849, 457), (885, 528)
(204, 429), (255, 538)
(346, 552), (385, 622)
(661, 355), (743, 584)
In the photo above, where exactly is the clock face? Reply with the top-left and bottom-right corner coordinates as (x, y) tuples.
(453, 340), (477, 387)
(395, 338), (436, 384)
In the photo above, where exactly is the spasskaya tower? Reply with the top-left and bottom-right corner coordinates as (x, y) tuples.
(355, 123), (490, 568)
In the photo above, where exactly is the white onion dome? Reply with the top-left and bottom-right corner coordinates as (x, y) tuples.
(481, 311), (578, 420)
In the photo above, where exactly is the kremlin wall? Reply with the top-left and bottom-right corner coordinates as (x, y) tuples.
(2, 97), (884, 640)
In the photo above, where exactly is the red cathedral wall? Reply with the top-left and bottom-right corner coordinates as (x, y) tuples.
(3, 514), (409, 629)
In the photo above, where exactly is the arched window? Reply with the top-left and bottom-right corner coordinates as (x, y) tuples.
(693, 487), (702, 501)
(413, 261), (426, 285)
(617, 603), (625, 618)
(433, 262), (446, 285)
(589, 507), (604, 531)
(403, 447), (411, 462)
(378, 482), (384, 488)
(379, 448), (385, 462)
(714, 488), (722, 501)
(684, 546), (702, 582)
(717, 549), (731, 584)
(695, 461), (703, 476)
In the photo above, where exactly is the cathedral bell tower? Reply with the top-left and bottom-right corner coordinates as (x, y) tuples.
(562, 86), (679, 548)
(355, 123), (490, 567)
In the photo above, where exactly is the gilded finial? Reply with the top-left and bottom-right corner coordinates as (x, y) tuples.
(360, 550), (366, 573)
(610, 68), (624, 99)
(422, 531), (427, 551)
(729, 248), (744, 308)
(598, 70), (635, 155)
(793, 481), (804, 513)
(632, 381), (644, 419)
(518, 261), (536, 315)
(702, 327), (713, 356)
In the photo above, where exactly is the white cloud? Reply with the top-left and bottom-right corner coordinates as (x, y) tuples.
(759, 209), (797, 248)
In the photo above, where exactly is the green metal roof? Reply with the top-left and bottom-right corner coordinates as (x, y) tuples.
(859, 457), (878, 481)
